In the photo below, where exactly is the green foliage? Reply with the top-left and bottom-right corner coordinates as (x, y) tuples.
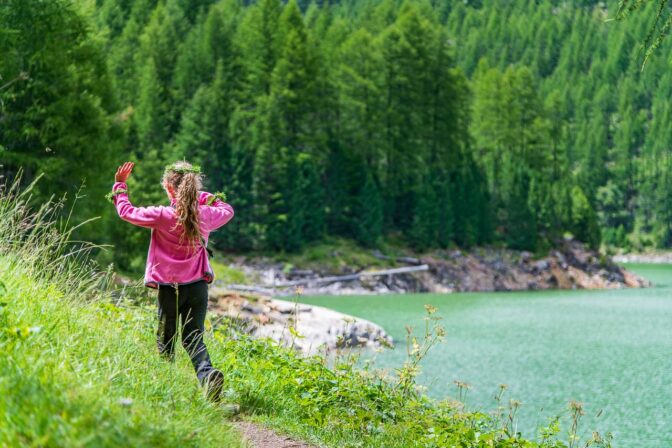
(209, 258), (248, 284)
(276, 237), (390, 272)
(11, 0), (672, 271)
(409, 181), (440, 251)
(447, 0), (672, 251)
(505, 167), (538, 251)
(354, 171), (384, 247)
(0, 0), (120, 243)
(571, 186), (602, 250)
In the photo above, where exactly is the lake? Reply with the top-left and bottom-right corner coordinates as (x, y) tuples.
(298, 264), (672, 447)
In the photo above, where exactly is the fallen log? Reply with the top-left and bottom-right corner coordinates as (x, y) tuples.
(226, 284), (276, 295)
(224, 264), (429, 292)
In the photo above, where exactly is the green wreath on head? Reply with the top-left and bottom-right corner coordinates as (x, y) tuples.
(207, 192), (227, 205)
(164, 162), (202, 175)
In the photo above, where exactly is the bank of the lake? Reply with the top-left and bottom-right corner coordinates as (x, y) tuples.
(298, 264), (672, 447)
(215, 238), (650, 297)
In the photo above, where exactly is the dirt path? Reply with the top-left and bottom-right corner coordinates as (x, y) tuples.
(234, 421), (317, 448)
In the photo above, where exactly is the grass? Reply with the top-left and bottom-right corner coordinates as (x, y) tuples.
(0, 178), (614, 448)
(210, 258), (249, 284)
(268, 237), (395, 272)
(0, 259), (244, 447)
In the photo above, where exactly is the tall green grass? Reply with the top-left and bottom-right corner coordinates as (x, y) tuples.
(0, 178), (614, 447)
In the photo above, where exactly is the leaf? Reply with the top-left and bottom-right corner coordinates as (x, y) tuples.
(288, 325), (304, 339)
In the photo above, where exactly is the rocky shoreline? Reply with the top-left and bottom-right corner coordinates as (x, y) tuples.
(218, 239), (650, 297)
(207, 287), (393, 355)
(200, 239), (650, 353)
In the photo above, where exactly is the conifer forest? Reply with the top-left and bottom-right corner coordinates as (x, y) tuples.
(1, 0), (670, 271)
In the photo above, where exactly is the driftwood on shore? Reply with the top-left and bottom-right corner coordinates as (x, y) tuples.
(227, 264), (429, 294)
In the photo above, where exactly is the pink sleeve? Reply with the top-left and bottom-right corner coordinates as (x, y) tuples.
(198, 191), (209, 205)
(200, 192), (234, 231)
(112, 182), (164, 229)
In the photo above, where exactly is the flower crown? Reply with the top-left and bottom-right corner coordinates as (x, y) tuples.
(164, 162), (202, 175)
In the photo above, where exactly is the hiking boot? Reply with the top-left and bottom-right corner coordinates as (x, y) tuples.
(203, 369), (225, 402)
(220, 403), (241, 416)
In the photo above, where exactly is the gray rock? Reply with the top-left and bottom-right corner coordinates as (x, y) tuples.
(535, 260), (550, 271)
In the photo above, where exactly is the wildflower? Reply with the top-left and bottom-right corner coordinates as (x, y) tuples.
(424, 304), (438, 315)
(411, 338), (420, 355)
(569, 400), (584, 415)
(592, 432), (602, 442)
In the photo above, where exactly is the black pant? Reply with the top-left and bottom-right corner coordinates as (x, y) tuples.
(157, 280), (215, 383)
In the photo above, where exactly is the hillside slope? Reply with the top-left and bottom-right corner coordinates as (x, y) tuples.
(0, 255), (245, 447)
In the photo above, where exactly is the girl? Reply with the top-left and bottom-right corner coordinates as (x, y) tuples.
(110, 160), (234, 402)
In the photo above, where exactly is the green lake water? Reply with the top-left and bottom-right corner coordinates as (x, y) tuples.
(298, 264), (672, 447)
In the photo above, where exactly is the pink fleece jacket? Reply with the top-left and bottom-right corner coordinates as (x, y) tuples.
(111, 181), (234, 288)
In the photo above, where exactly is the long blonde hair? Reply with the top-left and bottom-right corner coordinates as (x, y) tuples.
(163, 161), (202, 245)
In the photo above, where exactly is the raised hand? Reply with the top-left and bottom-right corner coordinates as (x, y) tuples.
(115, 162), (135, 183)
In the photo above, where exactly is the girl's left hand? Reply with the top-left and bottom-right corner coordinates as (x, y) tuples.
(115, 162), (134, 182)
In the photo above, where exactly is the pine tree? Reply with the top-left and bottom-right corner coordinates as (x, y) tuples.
(220, 139), (256, 250)
(377, 3), (442, 231)
(135, 0), (188, 137)
(135, 59), (168, 150)
(354, 171), (383, 247)
(170, 61), (234, 191)
(253, 0), (323, 251)
(571, 186), (601, 250)
(504, 167), (537, 251)
(409, 180), (439, 251)
(297, 153), (325, 243)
